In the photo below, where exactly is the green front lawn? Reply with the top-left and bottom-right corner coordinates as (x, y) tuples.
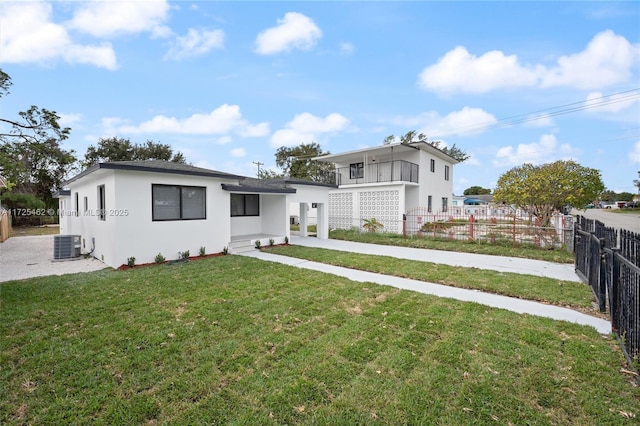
(264, 245), (597, 314)
(329, 229), (575, 263)
(1, 256), (638, 425)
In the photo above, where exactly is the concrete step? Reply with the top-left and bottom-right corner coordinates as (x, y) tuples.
(229, 240), (255, 254)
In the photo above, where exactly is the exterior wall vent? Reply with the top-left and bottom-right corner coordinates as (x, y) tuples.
(53, 235), (81, 259)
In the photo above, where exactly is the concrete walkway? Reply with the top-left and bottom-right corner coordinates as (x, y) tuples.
(240, 237), (610, 334)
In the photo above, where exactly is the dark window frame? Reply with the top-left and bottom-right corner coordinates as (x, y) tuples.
(230, 193), (260, 217)
(349, 162), (364, 179)
(442, 197), (448, 213)
(444, 165), (450, 181)
(152, 184), (207, 221)
(430, 159), (435, 173)
(97, 185), (106, 221)
(427, 195), (432, 213)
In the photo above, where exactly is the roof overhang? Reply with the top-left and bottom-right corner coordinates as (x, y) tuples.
(221, 184), (296, 194)
(313, 141), (458, 164)
(63, 161), (245, 186)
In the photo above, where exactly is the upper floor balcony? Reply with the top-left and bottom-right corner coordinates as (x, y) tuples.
(334, 160), (419, 186)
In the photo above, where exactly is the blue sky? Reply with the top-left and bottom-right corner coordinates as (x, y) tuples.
(1, 1), (639, 195)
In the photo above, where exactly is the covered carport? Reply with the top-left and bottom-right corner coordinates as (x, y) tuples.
(279, 178), (335, 240)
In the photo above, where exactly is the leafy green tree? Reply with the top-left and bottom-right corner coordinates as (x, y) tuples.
(82, 137), (187, 168)
(385, 131), (470, 163)
(493, 160), (604, 226)
(634, 171), (640, 193)
(257, 168), (284, 180)
(463, 186), (491, 195)
(0, 69), (77, 210)
(600, 189), (634, 202)
(274, 142), (335, 183)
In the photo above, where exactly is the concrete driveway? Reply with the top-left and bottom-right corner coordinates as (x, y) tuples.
(0, 235), (107, 282)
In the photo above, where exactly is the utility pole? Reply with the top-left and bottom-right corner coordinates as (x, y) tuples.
(253, 161), (263, 178)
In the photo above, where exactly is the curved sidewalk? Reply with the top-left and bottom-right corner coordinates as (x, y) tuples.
(241, 238), (609, 335)
(292, 236), (580, 282)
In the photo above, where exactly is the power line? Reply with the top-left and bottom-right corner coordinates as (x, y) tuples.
(431, 88), (640, 138)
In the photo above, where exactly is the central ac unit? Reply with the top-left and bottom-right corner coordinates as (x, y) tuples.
(53, 235), (81, 259)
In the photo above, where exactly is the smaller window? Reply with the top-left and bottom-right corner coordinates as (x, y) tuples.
(349, 162), (364, 179)
(97, 185), (106, 221)
(74, 192), (79, 216)
(231, 194), (260, 217)
(442, 197), (448, 213)
(427, 195), (432, 213)
(430, 159), (435, 173)
(444, 165), (450, 181)
(83, 197), (88, 214)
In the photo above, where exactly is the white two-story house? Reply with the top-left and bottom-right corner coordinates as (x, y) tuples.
(313, 141), (458, 234)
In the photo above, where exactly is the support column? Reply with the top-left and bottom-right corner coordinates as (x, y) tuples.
(299, 203), (308, 237)
(317, 203), (328, 239)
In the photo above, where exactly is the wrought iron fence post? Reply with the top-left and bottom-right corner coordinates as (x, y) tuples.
(598, 237), (607, 312)
(610, 248), (620, 333)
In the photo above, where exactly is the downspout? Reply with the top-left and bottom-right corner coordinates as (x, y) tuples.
(391, 146), (394, 182)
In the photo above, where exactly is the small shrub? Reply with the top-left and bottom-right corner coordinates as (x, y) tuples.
(284, 236), (289, 244)
(179, 250), (190, 260)
(255, 240), (261, 249)
(127, 256), (135, 267)
(199, 246), (206, 257)
(155, 253), (165, 264)
(268, 238), (275, 246)
(223, 246), (229, 255)
(363, 218), (384, 233)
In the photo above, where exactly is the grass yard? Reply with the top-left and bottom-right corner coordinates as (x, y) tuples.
(1, 255), (638, 425)
(329, 229), (575, 264)
(10, 225), (60, 237)
(264, 245), (598, 315)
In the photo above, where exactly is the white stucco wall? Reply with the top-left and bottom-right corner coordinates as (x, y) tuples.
(65, 169), (235, 268)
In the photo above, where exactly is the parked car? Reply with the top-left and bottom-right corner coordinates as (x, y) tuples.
(623, 201), (639, 208)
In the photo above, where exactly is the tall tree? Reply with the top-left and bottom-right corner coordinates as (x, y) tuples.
(273, 142), (335, 183)
(493, 160), (604, 226)
(0, 69), (77, 209)
(463, 186), (492, 195)
(385, 131), (470, 163)
(634, 171), (640, 193)
(82, 137), (187, 168)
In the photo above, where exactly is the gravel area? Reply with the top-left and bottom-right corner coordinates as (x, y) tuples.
(0, 235), (108, 282)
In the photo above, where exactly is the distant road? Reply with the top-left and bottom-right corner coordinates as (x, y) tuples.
(571, 208), (640, 233)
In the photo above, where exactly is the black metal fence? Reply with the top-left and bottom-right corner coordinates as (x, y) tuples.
(574, 216), (639, 366)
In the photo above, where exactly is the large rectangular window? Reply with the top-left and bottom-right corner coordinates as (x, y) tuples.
(442, 197), (449, 213)
(231, 194), (260, 217)
(97, 185), (106, 221)
(427, 195), (432, 213)
(152, 184), (206, 221)
(349, 162), (364, 179)
(444, 165), (450, 181)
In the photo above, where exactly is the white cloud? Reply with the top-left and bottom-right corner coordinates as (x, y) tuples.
(164, 28), (225, 60)
(255, 12), (322, 55)
(631, 141), (640, 164)
(541, 30), (639, 89)
(231, 148), (246, 158)
(392, 107), (498, 138)
(58, 113), (83, 127)
(115, 104), (270, 137)
(67, 0), (171, 38)
(270, 112), (350, 147)
(0, 2), (117, 69)
(585, 91), (640, 113)
(418, 46), (540, 93)
(419, 30), (639, 93)
(339, 42), (355, 55)
(493, 134), (578, 167)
